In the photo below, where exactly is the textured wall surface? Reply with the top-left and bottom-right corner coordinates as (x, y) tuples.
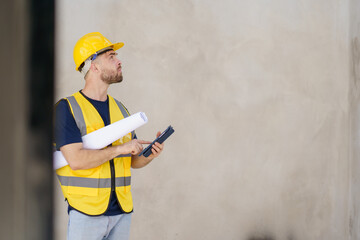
(55, 1), (359, 239)
(350, 0), (360, 239)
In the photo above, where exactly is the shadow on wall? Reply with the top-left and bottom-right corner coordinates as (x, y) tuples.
(352, 37), (360, 87)
(247, 233), (295, 240)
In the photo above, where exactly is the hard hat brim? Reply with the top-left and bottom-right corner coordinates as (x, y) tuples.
(112, 42), (124, 51)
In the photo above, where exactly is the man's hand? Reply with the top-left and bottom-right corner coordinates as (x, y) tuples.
(119, 139), (152, 155)
(148, 131), (164, 159)
(131, 131), (165, 169)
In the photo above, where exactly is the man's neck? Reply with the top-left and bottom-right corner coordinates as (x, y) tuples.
(82, 77), (109, 101)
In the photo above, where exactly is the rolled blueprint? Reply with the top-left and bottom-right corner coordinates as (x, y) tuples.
(53, 112), (148, 170)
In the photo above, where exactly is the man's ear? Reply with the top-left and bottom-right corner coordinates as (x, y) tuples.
(90, 61), (100, 73)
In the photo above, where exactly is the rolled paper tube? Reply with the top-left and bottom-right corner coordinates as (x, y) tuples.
(53, 112), (148, 170)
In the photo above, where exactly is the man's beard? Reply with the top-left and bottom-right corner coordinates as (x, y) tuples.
(100, 69), (123, 84)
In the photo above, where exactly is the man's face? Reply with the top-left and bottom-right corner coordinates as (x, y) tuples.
(96, 50), (123, 84)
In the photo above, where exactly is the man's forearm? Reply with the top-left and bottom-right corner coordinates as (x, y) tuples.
(61, 143), (124, 170)
(61, 139), (149, 170)
(131, 155), (154, 169)
(131, 141), (164, 168)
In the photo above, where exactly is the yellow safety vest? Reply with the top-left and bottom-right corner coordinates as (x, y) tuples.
(56, 91), (134, 215)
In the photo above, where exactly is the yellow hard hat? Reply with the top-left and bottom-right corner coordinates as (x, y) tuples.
(73, 32), (124, 71)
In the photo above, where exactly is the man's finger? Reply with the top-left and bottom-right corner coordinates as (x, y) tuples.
(151, 148), (157, 155)
(154, 142), (163, 149)
(152, 145), (160, 152)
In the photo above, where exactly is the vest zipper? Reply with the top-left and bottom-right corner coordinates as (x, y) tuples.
(110, 159), (115, 191)
(111, 158), (127, 212)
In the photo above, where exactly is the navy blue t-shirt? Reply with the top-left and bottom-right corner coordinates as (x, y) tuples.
(55, 91), (132, 216)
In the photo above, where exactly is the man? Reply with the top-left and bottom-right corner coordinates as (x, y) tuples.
(54, 32), (164, 240)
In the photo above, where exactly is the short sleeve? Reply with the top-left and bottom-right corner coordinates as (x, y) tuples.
(54, 99), (82, 150)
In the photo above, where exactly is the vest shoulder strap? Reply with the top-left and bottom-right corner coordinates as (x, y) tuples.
(66, 95), (87, 136)
(112, 97), (130, 118)
(110, 97), (136, 139)
(66, 93), (135, 138)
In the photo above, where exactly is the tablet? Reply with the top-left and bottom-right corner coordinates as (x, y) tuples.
(139, 125), (174, 157)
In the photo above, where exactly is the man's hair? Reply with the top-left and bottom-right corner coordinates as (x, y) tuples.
(78, 62), (85, 73)
(79, 59), (91, 79)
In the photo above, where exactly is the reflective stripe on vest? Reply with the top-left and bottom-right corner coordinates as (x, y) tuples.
(57, 175), (131, 188)
(67, 96), (87, 136)
(114, 98), (135, 139)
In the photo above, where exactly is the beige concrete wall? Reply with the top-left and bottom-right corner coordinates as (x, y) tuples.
(54, 0), (359, 239)
(349, 0), (360, 239)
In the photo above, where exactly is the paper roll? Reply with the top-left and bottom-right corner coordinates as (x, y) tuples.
(53, 112), (148, 170)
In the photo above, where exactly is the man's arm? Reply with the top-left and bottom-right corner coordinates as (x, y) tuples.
(131, 132), (164, 169)
(61, 139), (150, 170)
